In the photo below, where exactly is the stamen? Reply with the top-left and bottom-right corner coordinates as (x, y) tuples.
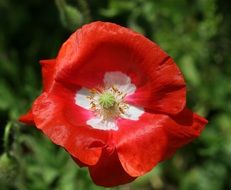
(87, 86), (129, 120)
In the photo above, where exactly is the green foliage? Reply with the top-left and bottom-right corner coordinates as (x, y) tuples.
(55, 0), (83, 31)
(0, 0), (231, 189)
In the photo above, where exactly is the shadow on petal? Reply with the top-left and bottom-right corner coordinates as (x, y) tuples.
(89, 145), (136, 187)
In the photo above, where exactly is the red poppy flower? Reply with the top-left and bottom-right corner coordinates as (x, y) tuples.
(19, 21), (207, 187)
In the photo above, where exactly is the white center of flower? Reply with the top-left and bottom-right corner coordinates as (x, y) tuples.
(75, 71), (144, 131)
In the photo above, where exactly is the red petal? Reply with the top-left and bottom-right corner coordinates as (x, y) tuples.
(115, 113), (168, 177)
(71, 156), (88, 167)
(19, 59), (56, 125)
(19, 109), (35, 125)
(162, 108), (208, 159)
(54, 21), (186, 115)
(40, 59), (56, 92)
(88, 146), (135, 187)
(115, 109), (207, 177)
(31, 88), (109, 165)
(126, 57), (186, 115)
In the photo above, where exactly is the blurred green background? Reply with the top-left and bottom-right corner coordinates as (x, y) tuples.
(0, 0), (231, 189)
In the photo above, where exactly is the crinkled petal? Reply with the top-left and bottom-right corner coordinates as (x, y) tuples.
(115, 108), (207, 177)
(55, 22), (186, 115)
(162, 108), (208, 158)
(31, 86), (109, 165)
(89, 146), (135, 187)
(126, 57), (186, 115)
(115, 113), (168, 177)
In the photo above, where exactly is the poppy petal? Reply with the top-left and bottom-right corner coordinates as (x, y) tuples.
(74, 87), (92, 110)
(115, 113), (168, 177)
(162, 108), (208, 158)
(31, 90), (109, 165)
(88, 147), (136, 187)
(121, 104), (144, 120)
(86, 117), (118, 131)
(103, 71), (136, 95)
(54, 22), (185, 115)
(115, 109), (207, 177)
(71, 155), (88, 167)
(40, 59), (56, 92)
(126, 57), (186, 115)
(19, 109), (35, 125)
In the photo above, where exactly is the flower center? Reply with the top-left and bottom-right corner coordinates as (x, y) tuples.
(87, 86), (128, 120)
(98, 92), (116, 109)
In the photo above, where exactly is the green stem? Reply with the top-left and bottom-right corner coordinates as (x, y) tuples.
(77, 0), (91, 22)
(3, 121), (13, 157)
(55, 0), (66, 17)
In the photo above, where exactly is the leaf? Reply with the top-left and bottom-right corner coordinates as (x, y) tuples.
(55, 0), (83, 31)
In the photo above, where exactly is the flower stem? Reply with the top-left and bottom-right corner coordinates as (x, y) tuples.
(77, 0), (91, 23)
(3, 121), (13, 157)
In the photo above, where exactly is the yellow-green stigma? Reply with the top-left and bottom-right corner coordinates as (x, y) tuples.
(99, 92), (116, 109)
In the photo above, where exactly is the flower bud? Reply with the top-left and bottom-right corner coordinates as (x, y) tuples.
(0, 153), (19, 185)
